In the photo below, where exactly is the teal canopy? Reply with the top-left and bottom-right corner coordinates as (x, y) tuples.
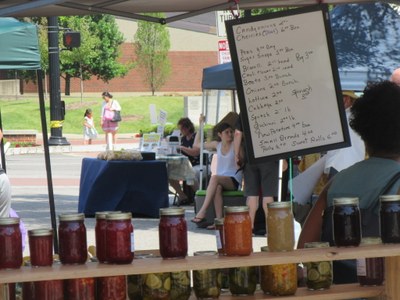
(0, 17), (40, 70)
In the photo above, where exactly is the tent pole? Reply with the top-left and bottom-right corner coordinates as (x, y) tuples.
(199, 91), (206, 190)
(0, 110), (6, 172)
(37, 69), (59, 254)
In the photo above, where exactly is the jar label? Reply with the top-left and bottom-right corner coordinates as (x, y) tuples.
(215, 230), (222, 249)
(356, 259), (367, 276)
(130, 232), (135, 252)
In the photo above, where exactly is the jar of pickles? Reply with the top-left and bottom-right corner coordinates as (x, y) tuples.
(159, 208), (187, 259)
(106, 212), (134, 264)
(65, 277), (95, 300)
(267, 201), (295, 252)
(304, 242), (332, 290)
(193, 251), (221, 299)
(95, 211), (117, 263)
(0, 217), (22, 269)
(58, 213), (87, 264)
(34, 280), (64, 300)
(224, 206), (252, 256)
(170, 271), (191, 300)
(127, 274), (143, 300)
(228, 266), (257, 296)
(28, 229), (53, 267)
(357, 237), (384, 286)
(97, 275), (127, 300)
(380, 195), (400, 243)
(333, 197), (361, 247)
(142, 272), (170, 300)
(214, 218), (225, 255)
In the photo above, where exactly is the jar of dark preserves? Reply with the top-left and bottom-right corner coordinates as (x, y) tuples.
(106, 212), (134, 264)
(28, 228), (53, 267)
(267, 201), (295, 252)
(333, 197), (361, 247)
(193, 251), (221, 299)
(142, 272), (170, 300)
(34, 280), (64, 300)
(380, 195), (400, 243)
(22, 282), (35, 300)
(224, 206), (252, 256)
(1, 283), (16, 300)
(228, 266), (257, 296)
(58, 213), (87, 264)
(357, 237), (384, 286)
(159, 208), (187, 259)
(214, 218), (225, 255)
(97, 276), (127, 300)
(65, 277), (95, 300)
(304, 242), (332, 290)
(170, 271), (191, 300)
(0, 217), (22, 269)
(95, 211), (118, 263)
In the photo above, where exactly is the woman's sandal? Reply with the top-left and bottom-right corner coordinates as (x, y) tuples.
(206, 224), (216, 230)
(191, 216), (206, 224)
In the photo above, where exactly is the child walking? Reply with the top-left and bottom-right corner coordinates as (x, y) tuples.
(83, 108), (98, 145)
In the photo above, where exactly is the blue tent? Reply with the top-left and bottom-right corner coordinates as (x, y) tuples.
(201, 62), (235, 90)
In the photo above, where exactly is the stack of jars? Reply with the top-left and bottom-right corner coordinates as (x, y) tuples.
(263, 201), (297, 296)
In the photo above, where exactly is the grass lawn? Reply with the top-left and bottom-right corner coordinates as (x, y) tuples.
(0, 96), (185, 134)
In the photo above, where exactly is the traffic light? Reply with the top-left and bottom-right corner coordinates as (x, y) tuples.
(63, 31), (81, 48)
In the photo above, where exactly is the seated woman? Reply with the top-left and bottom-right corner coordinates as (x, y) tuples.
(191, 116), (242, 228)
(298, 81), (400, 283)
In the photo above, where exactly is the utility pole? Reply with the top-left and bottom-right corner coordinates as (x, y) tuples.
(47, 16), (69, 146)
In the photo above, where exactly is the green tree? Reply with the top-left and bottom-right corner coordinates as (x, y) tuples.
(134, 13), (171, 96)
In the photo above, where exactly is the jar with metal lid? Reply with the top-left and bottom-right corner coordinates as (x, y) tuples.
(34, 280), (64, 300)
(28, 228), (53, 267)
(142, 272), (170, 300)
(228, 266), (257, 296)
(214, 218), (225, 255)
(0, 217), (22, 269)
(304, 242), (332, 290)
(65, 277), (95, 300)
(170, 271), (191, 300)
(357, 237), (384, 286)
(333, 198), (361, 247)
(58, 213), (87, 264)
(267, 201), (295, 252)
(97, 275), (127, 300)
(95, 211), (120, 263)
(380, 195), (400, 243)
(193, 251), (221, 299)
(223, 206), (252, 256)
(106, 212), (134, 264)
(159, 208), (187, 259)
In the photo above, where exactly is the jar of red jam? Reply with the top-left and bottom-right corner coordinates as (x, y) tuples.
(267, 201), (295, 252)
(106, 212), (134, 264)
(159, 208), (187, 259)
(97, 276), (127, 300)
(224, 206), (252, 256)
(333, 197), (361, 247)
(28, 228), (53, 267)
(0, 217), (22, 269)
(214, 218), (225, 255)
(380, 195), (400, 243)
(58, 213), (87, 265)
(22, 282), (35, 300)
(65, 277), (95, 300)
(357, 237), (384, 286)
(34, 280), (64, 300)
(95, 211), (115, 263)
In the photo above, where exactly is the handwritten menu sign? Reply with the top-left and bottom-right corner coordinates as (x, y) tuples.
(226, 6), (349, 163)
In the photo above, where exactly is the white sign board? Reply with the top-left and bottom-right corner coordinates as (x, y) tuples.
(218, 40), (231, 64)
(216, 11), (235, 37)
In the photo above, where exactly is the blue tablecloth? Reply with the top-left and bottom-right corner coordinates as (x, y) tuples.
(78, 158), (169, 218)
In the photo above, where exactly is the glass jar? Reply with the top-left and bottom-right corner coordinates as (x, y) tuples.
(58, 213), (87, 264)
(170, 271), (191, 300)
(34, 280), (64, 300)
(95, 211), (119, 263)
(159, 208), (187, 259)
(97, 276), (127, 300)
(228, 266), (257, 296)
(0, 283), (16, 300)
(65, 277), (95, 300)
(260, 247), (271, 294)
(267, 201), (295, 252)
(142, 272), (170, 300)
(127, 274), (143, 300)
(28, 228), (53, 267)
(106, 212), (134, 264)
(22, 282), (35, 300)
(380, 195), (400, 243)
(304, 242), (332, 290)
(224, 206), (252, 256)
(0, 217), (22, 269)
(193, 251), (221, 299)
(357, 237), (385, 286)
(214, 218), (225, 255)
(333, 198), (361, 247)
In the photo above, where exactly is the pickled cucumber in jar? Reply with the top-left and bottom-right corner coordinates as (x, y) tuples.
(128, 274), (143, 300)
(142, 272), (170, 300)
(170, 271), (191, 300)
(193, 269), (221, 299)
(304, 242), (332, 290)
(228, 266), (257, 296)
(269, 264), (297, 296)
